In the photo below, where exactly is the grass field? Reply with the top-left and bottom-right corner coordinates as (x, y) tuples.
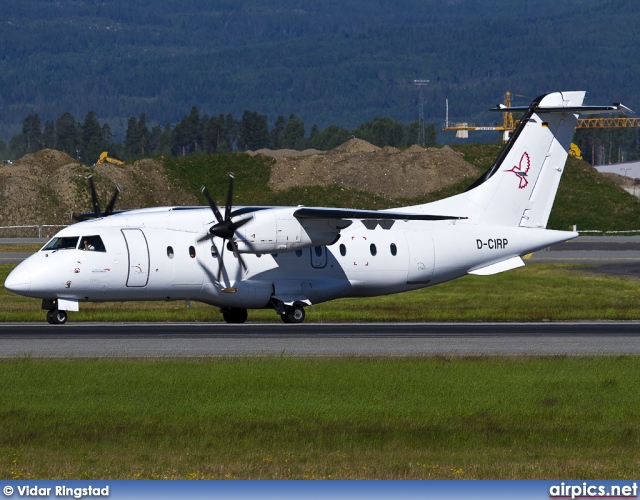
(2, 262), (639, 322)
(2, 356), (640, 480)
(2, 257), (639, 480)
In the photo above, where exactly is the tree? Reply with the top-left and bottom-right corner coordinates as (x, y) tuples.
(55, 112), (79, 158)
(137, 113), (151, 156)
(43, 120), (55, 149)
(80, 111), (103, 165)
(0, 140), (9, 160)
(238, 110), (270, 151)
(271, 115), (285, 149)
(22, 114), (43, 154)
(156, 123), (173, 156)
(306, 124), (350, 150)
(283, 114), (305, 150)
(172, 107), (202, 156)
(124, 116), (140, 158)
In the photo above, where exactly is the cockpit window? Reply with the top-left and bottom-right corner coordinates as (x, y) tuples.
(42, 236), (79, 251)
(80, 235), (106, 252)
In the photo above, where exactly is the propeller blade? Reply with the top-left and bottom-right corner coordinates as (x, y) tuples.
(201, 186), (224, 224)
(229, 239), (247, 271)
(105, 185), (121, 216)
(232, 216), (252, 230)
(224, 173), (234, 221)
(216, 244), (226, 282)
(197, 233), (214, 243)
(87, 175), (101, 218)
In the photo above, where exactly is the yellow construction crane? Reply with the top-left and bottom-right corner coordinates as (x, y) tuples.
(575, 117), (640, 129)
(443, 91), (521, 142)
(444, 92), (640, 142)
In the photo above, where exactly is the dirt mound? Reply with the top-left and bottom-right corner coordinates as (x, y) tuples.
(330, 137), (381, 154)
(268, 141), (478, 199)
(246, 148), (323, 158)
(0, 150), (197, 232)
(601, 172), (640, 198)
(405, 144), (426, 153)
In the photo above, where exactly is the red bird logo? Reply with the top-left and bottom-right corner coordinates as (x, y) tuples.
(505, 152), (531, 189)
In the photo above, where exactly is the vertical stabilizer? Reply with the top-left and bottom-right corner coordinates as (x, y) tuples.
(476, 91), (584, 227)
(407, 91), (628, 228)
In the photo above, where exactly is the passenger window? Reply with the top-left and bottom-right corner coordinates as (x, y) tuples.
(167, 246), (174, 259)
(295, 250), (302, 257)
(314, 246), (323, 257)
(42, 236), (79, 251)
(339, 244), (346, 256)
(390, 243), (397, 256)
(211, 245), (218, 258)
(80, 235), (106, 252)
(189, 246), (196, 258)
(370, 243), (377, 256)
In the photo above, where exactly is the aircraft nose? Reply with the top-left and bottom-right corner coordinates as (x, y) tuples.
(4, 265), (31, 293)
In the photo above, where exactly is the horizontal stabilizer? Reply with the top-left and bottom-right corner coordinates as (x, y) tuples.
(468, 256), (525, 276)
(493, 103), (633, 115)
(294, 207), (466, 221)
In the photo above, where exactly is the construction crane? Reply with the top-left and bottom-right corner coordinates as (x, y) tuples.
(443, 91), (520, 142)
(444, 92), (640, 142)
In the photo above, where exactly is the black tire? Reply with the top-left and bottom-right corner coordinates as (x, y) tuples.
(222, 308), (248, 324)
(282, 305), (305, 324)
(48, 310), (67, 325)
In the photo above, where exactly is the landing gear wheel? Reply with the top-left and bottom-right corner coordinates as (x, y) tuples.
(282, 305), (305, 324)
(222, 308), (248, 324)
(47, 309), (67, 325)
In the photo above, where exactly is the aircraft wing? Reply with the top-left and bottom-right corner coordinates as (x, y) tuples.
(293, 207), (466, 221)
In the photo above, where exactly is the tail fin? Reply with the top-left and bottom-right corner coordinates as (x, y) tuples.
(416, 91), (629, 227)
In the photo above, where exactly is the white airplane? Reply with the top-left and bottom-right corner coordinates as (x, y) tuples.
(4, 91), (630, 324)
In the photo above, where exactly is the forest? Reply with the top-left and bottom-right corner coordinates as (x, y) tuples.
(2, 105), (639, 168)
(0, 0), (638, 145)
(0, 108), (438, 165)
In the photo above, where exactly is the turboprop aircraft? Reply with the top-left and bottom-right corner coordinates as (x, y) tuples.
(4, 91), (631, 324)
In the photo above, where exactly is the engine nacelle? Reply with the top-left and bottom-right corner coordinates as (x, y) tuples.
(232, 207), (347, 254)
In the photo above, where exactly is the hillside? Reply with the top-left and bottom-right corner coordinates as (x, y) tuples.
(0, 150), (198, 232)
(1, 0), (638, 140)
(1, 141), (639, 237)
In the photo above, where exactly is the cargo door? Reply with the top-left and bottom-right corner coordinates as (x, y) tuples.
(404, 230), (434, 285)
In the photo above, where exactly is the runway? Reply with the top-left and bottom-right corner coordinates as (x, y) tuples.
(1, 322), (640, 357)
(2, 237), (639, 358)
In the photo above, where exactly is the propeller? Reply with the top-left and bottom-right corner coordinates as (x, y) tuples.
(198, 173), (251, 281)
(72, 175), (121, 222)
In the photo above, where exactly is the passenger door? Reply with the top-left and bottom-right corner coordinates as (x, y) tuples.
(121, 228), (150, 287)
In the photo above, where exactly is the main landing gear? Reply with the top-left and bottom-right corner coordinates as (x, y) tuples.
(46, 309), (67, 325)
(220, 304), (307, 324)
(221, 307), (248, 324)
(281, 305), (305, 324)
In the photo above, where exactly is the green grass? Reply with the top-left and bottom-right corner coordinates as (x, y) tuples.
(159, 148), (640, 232)
(451, 143), (640, 232)
(1, 262), (639, 322)
(1, 356), (640, 479)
